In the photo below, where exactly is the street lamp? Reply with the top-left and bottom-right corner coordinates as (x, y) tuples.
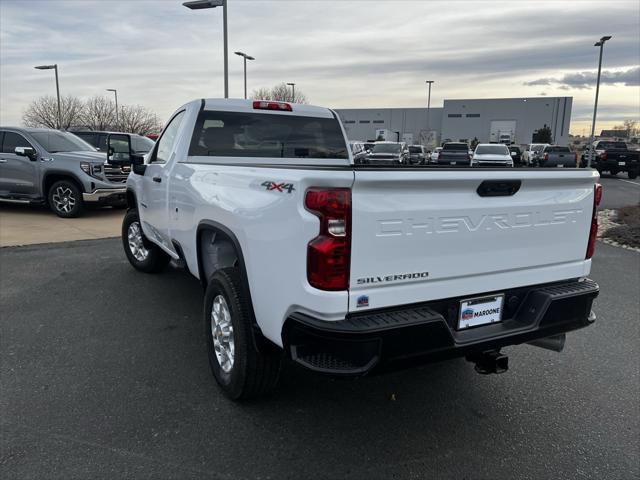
(286, 82), (295, 102)
(183, 0), (228, 99)
(34, 64), (61, 129)
(106, 89), (118, 129)
(587, 35), (612, 168)
(234, 51), (254, 99)
(425, 80), (434, 132)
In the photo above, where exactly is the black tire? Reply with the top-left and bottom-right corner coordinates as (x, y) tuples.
(204, 268), (282, 400)
(629, 171), (638, 180)
(48, 179), (84, 218)
(121, 209), (170, 273)
(610, 169), (618, 176)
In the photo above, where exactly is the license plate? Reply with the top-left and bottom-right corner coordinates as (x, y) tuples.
(450, 161), (457, 165)
(557, 164), (564, 167)
(458, 294), (504, 330)
(618, 161), (626, 166)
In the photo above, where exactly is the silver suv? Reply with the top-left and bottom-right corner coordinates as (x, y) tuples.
(0, 127), (128, 217)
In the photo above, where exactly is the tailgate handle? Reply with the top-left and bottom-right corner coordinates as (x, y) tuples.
(477, 180), (521, 197)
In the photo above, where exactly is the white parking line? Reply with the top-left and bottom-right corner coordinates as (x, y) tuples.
(618, 179), (640, 186)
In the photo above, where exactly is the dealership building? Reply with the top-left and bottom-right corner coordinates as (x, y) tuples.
(335, 96), (573, 147)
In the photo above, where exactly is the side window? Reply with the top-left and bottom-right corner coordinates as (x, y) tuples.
(97, 134), (108, 151)
(152, 111), (186, 164)
(2, 132), (34, 154)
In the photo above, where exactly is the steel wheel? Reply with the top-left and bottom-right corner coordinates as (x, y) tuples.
(127, 221), (149, 262)
(52, 186), (76, 214)
(211, 295), (235, 373)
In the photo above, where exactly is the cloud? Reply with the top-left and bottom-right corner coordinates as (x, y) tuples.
(524, 66), (640, 89)
(1, 0), (639, 126)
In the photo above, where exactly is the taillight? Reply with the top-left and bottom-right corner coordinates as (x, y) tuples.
(586, 183), (602, 259)
(253, 100), (292, 111)
(305, 188), (351, 291)
(544, 153), (549, 161)
(600, 152), (607, 160)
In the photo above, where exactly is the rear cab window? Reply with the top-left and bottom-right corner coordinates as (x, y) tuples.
(442, 143), (468, 151)
(188, 110), (348, 160)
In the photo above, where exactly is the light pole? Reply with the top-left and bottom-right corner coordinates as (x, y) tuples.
(425, 80), (434, 132)
(234, 51), (254, 99)
(183, 0), (228, 98)
(35, 64), (61, 129)
(286, 82), (295, 102)
(106, 89), (118, 129)
(587, 35), (612, 168)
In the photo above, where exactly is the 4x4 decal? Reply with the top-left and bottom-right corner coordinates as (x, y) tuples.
(261, 181), (295, 194)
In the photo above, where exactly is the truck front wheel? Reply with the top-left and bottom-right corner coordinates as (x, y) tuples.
(204, 268), (282, 400)
(48, 180), (84, 218)
(628, 171), (638, 180)
(121, 209), (170, 273)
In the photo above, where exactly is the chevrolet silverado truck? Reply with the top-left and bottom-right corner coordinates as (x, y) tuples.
(0, 127), (128, 217)
(121, 99), (601, 400)
(581, 141), (639, 179)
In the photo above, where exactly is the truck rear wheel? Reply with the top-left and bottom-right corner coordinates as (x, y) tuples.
(628, 171), (638, 180)
(121, 209), (170, 273)
(48, 180), (84, 218)
(204, 267), (282, 400)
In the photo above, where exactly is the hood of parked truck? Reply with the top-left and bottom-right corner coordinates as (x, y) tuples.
(472, 154), (511, 162)
(49, 151), (107, 163)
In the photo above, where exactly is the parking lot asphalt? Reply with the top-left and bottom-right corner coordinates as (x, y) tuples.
(598, 174), (640, 210)
(1, 238), (638, 480)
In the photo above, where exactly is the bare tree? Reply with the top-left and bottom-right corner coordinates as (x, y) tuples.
(251, 83), (308, 104)
(118, 104), (162, 135)
(81, 95), (116, 131)
(22, 95), (84, 130)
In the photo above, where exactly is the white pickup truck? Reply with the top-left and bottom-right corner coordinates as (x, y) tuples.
(121, 99), (601, 400)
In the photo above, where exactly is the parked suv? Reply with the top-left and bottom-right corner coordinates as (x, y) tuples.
(121, 98), (600, 400)
(0, 127), (127, 217)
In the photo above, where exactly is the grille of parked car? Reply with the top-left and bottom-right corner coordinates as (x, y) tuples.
(104, 164), (130, 183)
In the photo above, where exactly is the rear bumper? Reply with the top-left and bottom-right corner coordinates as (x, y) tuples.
(594, 159), (639, 172)
(282, 279), (598, 375)
(82, 188), (127, 205)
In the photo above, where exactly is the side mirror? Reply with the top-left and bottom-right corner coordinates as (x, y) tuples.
(131, 153), (146, 175)
(107, 133), (132, 165)
(15, 146), (37, 161)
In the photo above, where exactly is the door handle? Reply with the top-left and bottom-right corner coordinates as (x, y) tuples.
(152, 176), (162, 183)
(477, 180), (521, 197)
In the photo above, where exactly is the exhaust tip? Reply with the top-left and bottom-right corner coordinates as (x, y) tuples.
(527, 334), (566, 352)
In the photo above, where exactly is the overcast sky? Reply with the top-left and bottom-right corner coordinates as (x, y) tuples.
(1, 0), (638, 134)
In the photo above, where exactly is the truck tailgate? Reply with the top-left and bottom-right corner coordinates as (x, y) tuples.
(348, 169), (598, 312)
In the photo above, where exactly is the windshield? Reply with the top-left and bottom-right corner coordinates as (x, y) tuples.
(476, 145), (509, 155)
(189, 110), (348, 159)
(372, 143), (401, 154)
(409, 146), (422, 153)
(509, 146), (521, 153)
(443, 143), (468, 151)
(31, 131), (96, 153)
(545, 146), (571, 153)
(132, 135), (155, 153)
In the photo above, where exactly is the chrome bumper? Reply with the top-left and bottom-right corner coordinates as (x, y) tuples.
(82, 188), (127, 202)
